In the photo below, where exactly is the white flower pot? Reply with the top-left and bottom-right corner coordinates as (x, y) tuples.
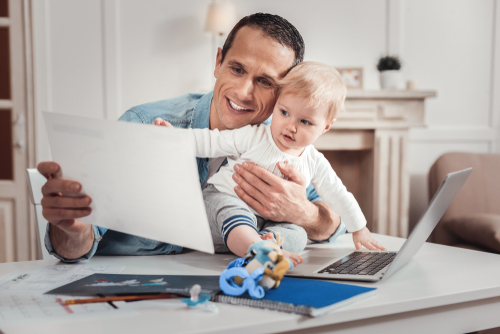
(379, 70), (401, 90)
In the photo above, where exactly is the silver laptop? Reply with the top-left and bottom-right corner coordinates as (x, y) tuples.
(287, 168), (472, 282)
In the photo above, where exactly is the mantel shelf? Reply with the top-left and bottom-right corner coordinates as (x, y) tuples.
(346, 90), (437, 100)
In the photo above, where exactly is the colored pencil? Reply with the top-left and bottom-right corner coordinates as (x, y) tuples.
(64, 294), (177, 305)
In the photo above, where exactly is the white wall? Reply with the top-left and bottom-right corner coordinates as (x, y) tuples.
(237, 0), (387, 90)
(403, 0), (498, 229)
(32, 0), (500, 232)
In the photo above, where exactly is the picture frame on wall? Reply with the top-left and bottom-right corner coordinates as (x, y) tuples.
(337, 68), (363, 90)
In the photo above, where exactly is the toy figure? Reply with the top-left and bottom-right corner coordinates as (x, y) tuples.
(182, 284), (219, 313)
(219, 233), (294, 299)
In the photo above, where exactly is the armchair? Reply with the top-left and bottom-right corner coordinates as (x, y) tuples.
(429, 152), (500, 254)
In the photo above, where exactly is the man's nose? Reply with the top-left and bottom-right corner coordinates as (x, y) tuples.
(234, 79), (254, 101)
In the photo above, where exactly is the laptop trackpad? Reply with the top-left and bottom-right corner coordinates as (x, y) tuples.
(303, 256), (334, 266)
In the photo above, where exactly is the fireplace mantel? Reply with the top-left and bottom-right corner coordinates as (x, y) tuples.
(314, 90), (436, 237)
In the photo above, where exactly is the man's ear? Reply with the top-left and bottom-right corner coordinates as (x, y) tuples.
(214, 47), (223, 79)
(322, 117), (337, 134)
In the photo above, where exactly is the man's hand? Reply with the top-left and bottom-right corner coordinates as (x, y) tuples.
(232, 161), (314, 224)
(232, 161), (340, 241)
(352, 227), (386, 251)
(38, 161), (95, 259)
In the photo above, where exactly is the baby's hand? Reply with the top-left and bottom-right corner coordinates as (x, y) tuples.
(259, 232), (275, 241)
(152, 117), (173, 128)
(352, 227), (386, 251)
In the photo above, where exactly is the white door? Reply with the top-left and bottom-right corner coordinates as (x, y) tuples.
(0, 0), (36, 263)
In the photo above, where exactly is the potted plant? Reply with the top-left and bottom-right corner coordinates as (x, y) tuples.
(377, 56), (402, 90)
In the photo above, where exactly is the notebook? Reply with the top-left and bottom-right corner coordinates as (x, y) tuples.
(213, 277), (376, 317)
(47, 274), (375, 317)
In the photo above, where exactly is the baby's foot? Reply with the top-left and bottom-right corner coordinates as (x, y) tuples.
(281, 249), (303, 267)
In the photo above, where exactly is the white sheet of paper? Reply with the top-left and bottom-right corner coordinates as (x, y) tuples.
(0, 264), (135, 327)
(43, 112), (214, 254)
(0, 264), (126, 295)
(0, 294), (138, 327)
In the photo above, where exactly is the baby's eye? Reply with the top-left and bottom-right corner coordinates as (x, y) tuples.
(301, 119), (312, 125)
(281, 110), (289, 116)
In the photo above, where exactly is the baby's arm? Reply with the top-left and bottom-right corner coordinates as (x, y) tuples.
(226, 225), (303, 267)
(311, 154), (367, 232)
(152, 118), (256, 159)
(311, 153), (385, 250)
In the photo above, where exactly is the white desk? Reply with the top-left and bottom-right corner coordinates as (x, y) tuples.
(1, 234), (500, 334)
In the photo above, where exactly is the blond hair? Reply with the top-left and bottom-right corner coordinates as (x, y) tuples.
(279, 61), (346, 120)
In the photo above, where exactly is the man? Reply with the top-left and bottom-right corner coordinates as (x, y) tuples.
(38, 13), (348, 262)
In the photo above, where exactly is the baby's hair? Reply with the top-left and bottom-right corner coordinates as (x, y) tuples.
(279, 61), (347, 120)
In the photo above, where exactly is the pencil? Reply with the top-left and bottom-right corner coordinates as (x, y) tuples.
(64, 294), (177, 305)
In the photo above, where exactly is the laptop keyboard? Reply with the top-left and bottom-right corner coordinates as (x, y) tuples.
(317, 251), (397, 276)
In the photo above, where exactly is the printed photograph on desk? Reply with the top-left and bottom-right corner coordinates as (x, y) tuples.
(46, 274), (221, 297)
(337, 67), (363, 89)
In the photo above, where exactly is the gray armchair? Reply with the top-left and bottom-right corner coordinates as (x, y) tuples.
(429, 152), (500, 254)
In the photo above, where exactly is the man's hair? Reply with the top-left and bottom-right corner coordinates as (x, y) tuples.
(221, 13), (305, 68)
(279, 61), (347, 120)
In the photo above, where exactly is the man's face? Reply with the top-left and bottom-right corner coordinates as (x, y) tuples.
(210, 26), (295, 130)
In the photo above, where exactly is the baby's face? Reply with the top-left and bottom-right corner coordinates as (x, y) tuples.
(270, 92), (333, 156)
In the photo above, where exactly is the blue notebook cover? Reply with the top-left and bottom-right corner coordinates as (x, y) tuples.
(213, 277), (376, 317)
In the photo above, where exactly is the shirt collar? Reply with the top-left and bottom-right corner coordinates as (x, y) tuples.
(191, 91), (273, 128)
(192, 91), (213, 129)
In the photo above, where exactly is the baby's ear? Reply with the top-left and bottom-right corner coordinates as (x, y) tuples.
(323, 118), (336, 133)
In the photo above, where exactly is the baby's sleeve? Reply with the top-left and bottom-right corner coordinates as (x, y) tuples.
(189, 125), (258, 159)
(311, 152), (367, 233)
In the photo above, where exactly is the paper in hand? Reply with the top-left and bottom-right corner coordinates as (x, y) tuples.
(43, 112), (214, 254)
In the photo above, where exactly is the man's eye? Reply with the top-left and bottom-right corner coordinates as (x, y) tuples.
(233, 67), (243, 74)
(259, 79), (271, 86)
(281, 110), (289, 116)
(301, 119), (311, 125)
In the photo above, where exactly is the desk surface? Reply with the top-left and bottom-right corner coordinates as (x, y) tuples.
(1, 233), (500, 334)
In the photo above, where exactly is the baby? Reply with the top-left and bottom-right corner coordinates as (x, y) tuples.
(154, 61), (385, 262)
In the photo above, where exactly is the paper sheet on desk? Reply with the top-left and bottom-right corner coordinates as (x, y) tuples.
(0, 294), (138, 327)
(0, 264), (135, 327)
(0, 264), (126, 294)
(43, 112), (214, 254)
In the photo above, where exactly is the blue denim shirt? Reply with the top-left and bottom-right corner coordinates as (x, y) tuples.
(45, 91), (346, 262)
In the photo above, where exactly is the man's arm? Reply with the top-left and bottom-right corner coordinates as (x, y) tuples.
(49, 223), (94, 259)
(306, 201), (342, 241)
(232, 161), (341, 241)
(38, 161), (95, 260)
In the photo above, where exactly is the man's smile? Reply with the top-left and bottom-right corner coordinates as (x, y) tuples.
(226, 97), (253, 114)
